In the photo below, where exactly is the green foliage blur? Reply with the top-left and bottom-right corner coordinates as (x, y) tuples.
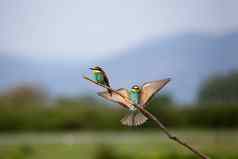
(0, 72), (238, 159)
(1, 132), (238, 159)
(198, 71), (238, 104)
(0, 71), (238, 132)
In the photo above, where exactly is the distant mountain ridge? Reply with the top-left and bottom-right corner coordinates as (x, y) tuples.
(97, 32), (238, 103)
(1, 32), (238, 103)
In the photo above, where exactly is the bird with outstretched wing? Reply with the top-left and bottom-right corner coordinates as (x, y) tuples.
(98, 78), (170, 126)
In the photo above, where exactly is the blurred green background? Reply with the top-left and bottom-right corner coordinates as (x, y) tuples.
(0, 72), (238, 159)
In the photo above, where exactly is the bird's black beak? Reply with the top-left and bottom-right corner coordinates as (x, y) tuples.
(89, 68), (94, 70)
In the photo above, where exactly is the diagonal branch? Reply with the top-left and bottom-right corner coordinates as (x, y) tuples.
(83, 76), (210, 159)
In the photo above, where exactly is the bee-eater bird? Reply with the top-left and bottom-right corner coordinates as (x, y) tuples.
(90, 66), (112, 95)
(98, 79), (171, 126)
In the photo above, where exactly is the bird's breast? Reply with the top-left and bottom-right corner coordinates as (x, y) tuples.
(130, 92), (140, 105)
(94, 72), (104, 82)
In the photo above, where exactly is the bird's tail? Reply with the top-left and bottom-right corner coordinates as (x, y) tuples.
(107, 88), (112, 96)
(120, 111), (148, 126)
(105, 83), (112, 96)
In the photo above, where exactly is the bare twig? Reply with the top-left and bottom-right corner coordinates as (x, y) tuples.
(83, 76), (210, 159)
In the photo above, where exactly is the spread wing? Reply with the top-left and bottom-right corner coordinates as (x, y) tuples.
(140, 78), (171, 107)
(97, 88), (133, 109)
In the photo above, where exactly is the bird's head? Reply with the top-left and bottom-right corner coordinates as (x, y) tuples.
(89, 66), (103, 73)
(131, 85), (141, 93)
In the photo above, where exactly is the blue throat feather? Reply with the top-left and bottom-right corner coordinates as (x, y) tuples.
(130, 91), (140, 105)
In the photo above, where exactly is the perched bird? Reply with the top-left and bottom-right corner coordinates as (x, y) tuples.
(90, 66), (112, 95)
(98, 79), (171, 126)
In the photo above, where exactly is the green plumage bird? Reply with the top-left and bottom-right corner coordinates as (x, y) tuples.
(90, 66), (112, 95)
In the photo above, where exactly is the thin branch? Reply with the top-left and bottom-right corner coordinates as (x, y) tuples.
(83, 76), (210, 159)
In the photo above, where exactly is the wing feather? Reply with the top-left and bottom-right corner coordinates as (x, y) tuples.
(101, 69), (110, 87)
(140, 78), (171, 107)
(97, 88), (133, 109)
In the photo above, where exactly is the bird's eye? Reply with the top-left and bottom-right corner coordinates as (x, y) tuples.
(133, 86), (140, 90)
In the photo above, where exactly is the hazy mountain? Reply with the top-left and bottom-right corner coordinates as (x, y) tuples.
(1, 32), (238, 103)
(98, 32), (238, 103)
(0, 54), (85, 95)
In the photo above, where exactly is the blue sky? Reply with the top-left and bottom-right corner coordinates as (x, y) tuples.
(1, 0), (238, 61)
